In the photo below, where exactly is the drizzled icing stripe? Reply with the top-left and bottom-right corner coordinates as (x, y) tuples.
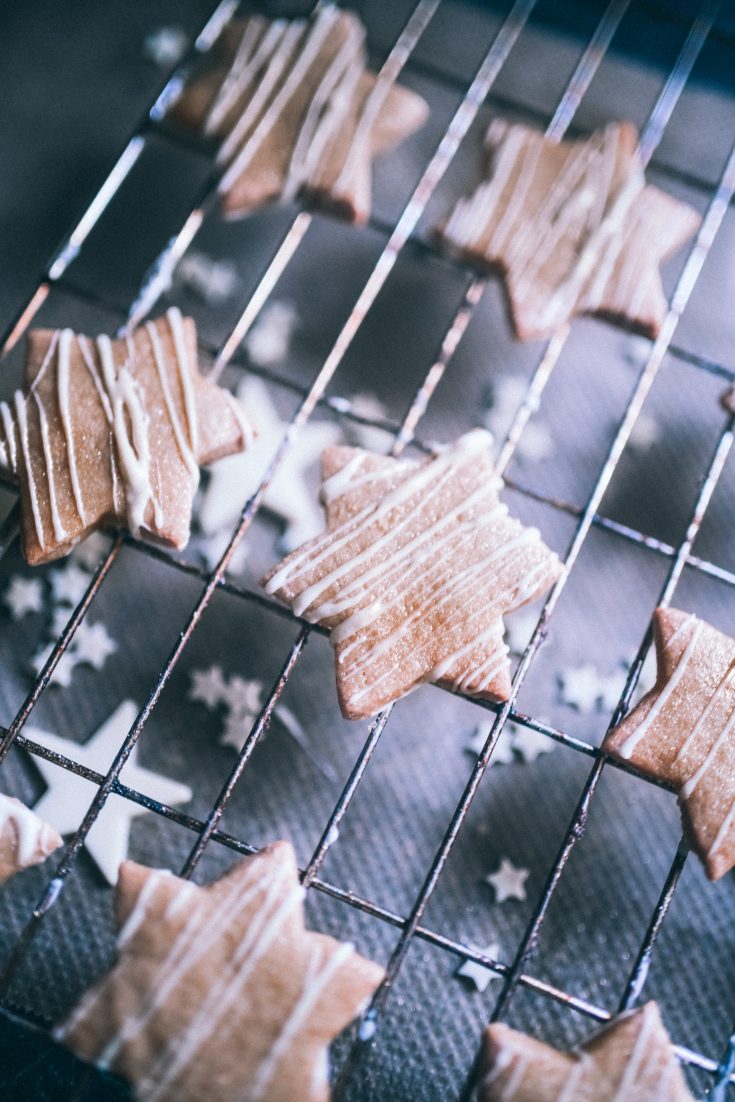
(14, 389), (46, 551)
(617, 615), (701, 759)
(143, 868), (305, 1099)
(33, 390), (68, 542)
(146, 319), (198, 480)
(165, 307), (199, 460)
(57, 328), (87, 525)
(0, 400), (18, 474)
(610, 1003), (657, 1101)
(204, 7), (408, 216)
(245, 941), (355, 1101)
(708, 797), (735, 861)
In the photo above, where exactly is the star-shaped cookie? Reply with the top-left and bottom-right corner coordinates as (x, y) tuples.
(56, 841), (384, 1102)
(0, 309), (255, 565)
(0, 793), (62, 883)
(479, 1002), (693, 1101)
(438, 120), (700, 341)
(170, 8), (428, 222)
(262, 430), (562, 719)
(604, 607), (735, 881)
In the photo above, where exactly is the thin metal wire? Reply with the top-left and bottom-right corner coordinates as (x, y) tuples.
(0, 0), (734, 1095)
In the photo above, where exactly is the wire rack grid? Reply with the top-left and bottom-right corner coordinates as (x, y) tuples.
(0, 0), (734, 1098)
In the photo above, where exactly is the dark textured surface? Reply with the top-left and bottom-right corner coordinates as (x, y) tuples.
(0, 1), (734, 1100)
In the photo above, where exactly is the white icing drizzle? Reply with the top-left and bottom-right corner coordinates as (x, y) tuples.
(441, 121), (689, 335)
(57, 328), (87, 525)
(617, 615), (701, 759)
(143, 864), (305, 1099)
(0, 399), (18, 474)
(33, 389), (68, 542)
(681, 703), (735, 799)
(14, 389), (46, 550)
(708, 797), (735, 861)
(145, 318), (198, 480)
(165, 307), (200, 460)
(610, 1003), (658, 1101)
(204, 7), (403, 215)
(218, 9), (339, 193)
(557, 1053), (591, 1102)
(244, 941), (355, 1100)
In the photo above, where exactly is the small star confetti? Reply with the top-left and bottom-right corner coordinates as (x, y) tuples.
(558, 663), (606, 713)
(31, 617), (118, 687)
(504, 607), (540, 656)
(71, 532), (112, 571)
(244, 301), (298, 368)
(485, 858), (529, 904)
(50, 562), (90, 607)
(3, 575), (43, 619)
(142, 25), (188, 67)
(175, 251), (241, 306)
(456, 943), (501, 992)
(482, 375), (553, 464)
(188, 665), (229, 710)
(510, 724), (556, 763)
(465, 724), (515, 765)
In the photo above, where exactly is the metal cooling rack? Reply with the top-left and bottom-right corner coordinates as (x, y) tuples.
(0, 0), (734, 1097)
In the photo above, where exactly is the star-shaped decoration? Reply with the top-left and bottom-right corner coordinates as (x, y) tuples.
(26, 701), (192, 884)
(170, 9), (428, 223)
(142, 25), (188, 68)
(479, 1001), (693, 1101)
(0, 309), (255, 565)
(188, 664), (229, 709)
(604, 608), (735, 880)
(175, 250), (241, 306)
(244, 300), (298, 368)
(439, 119), (700, 341)
(0, 793), (62, 883)
(50, 562), (94, 606)
(263, 430), (562, 719)
(31, 617), (117, 687)
(484, 857), (529, 904)
(456, 943), (501, 993)
(558, 663), (607, 713)
(71, 531), (113, 571)
(465, 724), (516, 765)
(510, 725), (556, 763)
(3, 574), (43, 619)
(197, 375), (341, 554)
(504, 606), (540, 657)
(482, 375), (553, 464)
(56, 841), (385, 1101)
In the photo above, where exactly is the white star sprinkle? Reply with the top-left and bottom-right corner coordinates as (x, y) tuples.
(456, 943), (501, 992)
(485, 857), (529, 904)
(558, 663), (605, 713)
(26, 701), (192, 884)
(194, 529), (249, 575)
(50, 562), (90, 607)
(4, 575), (43, 619)
(504, 607), (540, 656)
(142, 25), (188, 67)
(465, 724), (515, 764)
(175, 251), (241, 306)
(244, 301), (298, 368)
(628, 413), (660, 452)
(224, 675), (263, 718)
(483, 375), (553, 464)
(509, 724), (556, 763)
(72, 621), (118, 670)
(31, 618), (117, 687)
(196, 376), (340, 553)
(189, 665), (229, 710)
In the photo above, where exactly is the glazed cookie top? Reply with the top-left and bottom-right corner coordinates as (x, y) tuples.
(57, 841), (384, 1102)
(480, 1002), (693, 1101)
(0, 309), (255, 565)
(0, 793), (62, 884)
(170, 8), (428, 222)
(263, 430), (562, 719)
(438, 120), (700, 341)
(605, 607), (735, 880)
